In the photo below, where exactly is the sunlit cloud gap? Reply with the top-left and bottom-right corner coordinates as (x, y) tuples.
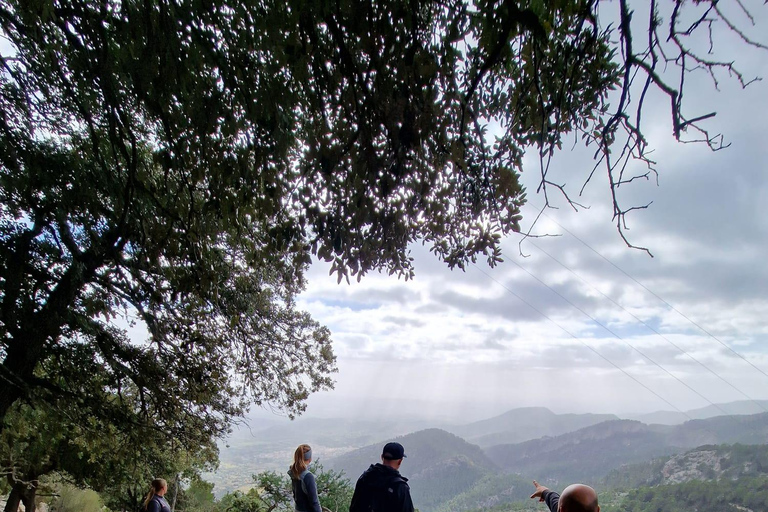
(537, 207), (768, 384)
(470, 263), (692, 418)
(528, 238), (767, 413)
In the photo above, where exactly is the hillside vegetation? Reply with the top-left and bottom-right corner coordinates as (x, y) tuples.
(488, 413), (768, 486)
(603, 443), (768, 489)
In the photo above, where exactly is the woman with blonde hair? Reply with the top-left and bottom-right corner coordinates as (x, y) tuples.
(142, 478), (171, 512)
(289, 444), (322, 512)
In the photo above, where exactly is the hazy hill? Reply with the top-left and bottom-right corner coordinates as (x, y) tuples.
(667, 412), (768, 446)
(248, 417), (432, 448)
(488, 420), (675, 486)
(627, 400), (768, 425)
(487, 413), (768, 486)
(327, 428), (499, 512)
(448, 407), (618, 447)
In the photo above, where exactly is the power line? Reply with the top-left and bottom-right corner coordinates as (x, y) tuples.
(528, 239), (768, 413)
(471, 263), (693, 420)
(535, 207), (768, 383)
(505, 256), (730, 417)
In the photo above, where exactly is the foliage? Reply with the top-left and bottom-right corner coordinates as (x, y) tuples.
(432, 472), (533, 512)
(617, 476), (768, 512)
(211, 464), (352, 512)
(217, 488), (266, 512)
(602, 443), (768, 490)
(180, 476), (219, 512)
(47, 482), (103, 512)
(1, 395), (217, 512)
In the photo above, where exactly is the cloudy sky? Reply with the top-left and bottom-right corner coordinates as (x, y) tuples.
(282, 3), (768, 423)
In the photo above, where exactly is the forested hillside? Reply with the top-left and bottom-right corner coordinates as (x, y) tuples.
(488, 414), (768, 486)
(488, 420), (675, 485)
(456, 444), (768, 512)
(600, 444), (768, 512)
(603, 443), (768, 489)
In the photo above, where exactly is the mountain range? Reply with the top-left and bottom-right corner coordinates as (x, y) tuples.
(446, 407), (618, 447)
(209, 401), (768, 506)
(487, 413), (768, 485)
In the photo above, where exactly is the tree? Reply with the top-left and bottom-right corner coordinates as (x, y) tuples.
(0, 392), (217, 512)
(218, 488), (266, 512)
(180, 476), (219, 512)
(47, 482), (103, 512)
(1, 0), (765, 445)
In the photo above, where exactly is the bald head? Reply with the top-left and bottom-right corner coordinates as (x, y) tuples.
(558, 484), (599, 512)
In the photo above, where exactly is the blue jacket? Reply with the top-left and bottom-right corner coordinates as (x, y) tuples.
(291, 469), (322, 512)
(146, 494), (172, 512)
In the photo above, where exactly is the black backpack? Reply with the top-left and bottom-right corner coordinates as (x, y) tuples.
(361, 474), (407, 512)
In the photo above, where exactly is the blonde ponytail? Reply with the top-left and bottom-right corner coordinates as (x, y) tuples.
(290, 444), (312, 479)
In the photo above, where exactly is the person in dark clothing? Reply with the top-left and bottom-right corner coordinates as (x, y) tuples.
(143, 478), (172, 512)
(530, 480), (600, 512)
(290, 444), (323, 512)
(349, 442), (414, 512)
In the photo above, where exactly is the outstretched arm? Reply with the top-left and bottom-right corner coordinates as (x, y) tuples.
(531, 480), (559, 512)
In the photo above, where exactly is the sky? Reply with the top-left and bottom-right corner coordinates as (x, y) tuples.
(272, 2), (768, 424)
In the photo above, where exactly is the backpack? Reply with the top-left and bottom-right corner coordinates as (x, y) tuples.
(298, 469), (311, 496)
(360, 474), (407, 512)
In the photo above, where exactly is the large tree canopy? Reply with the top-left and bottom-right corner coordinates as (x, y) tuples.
(0, 0), (765, 446)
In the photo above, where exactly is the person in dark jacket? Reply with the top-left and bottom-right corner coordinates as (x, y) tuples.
(349, 442), (414, 512)
(530, 480), (599, 512)
(142, 478), (172, 512)
(290, 444), (323, 512)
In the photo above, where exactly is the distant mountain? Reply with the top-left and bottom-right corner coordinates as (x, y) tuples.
(326, 428), (499, 512)
(666, 412), (768, 446)
(488, 419), (675, 486)
(487, 413), (768, 486)
(626, 400), (768, 425)
(448, 407), (618, 447)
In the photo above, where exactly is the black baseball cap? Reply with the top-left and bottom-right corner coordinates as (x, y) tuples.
(382, 442), (406, 460)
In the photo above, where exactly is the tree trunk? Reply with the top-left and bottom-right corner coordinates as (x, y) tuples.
(2, 488), (21, 512)
(20, 485), (36, 512)
(170, 473), (180, 512)
(3, 482), (37, 512)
